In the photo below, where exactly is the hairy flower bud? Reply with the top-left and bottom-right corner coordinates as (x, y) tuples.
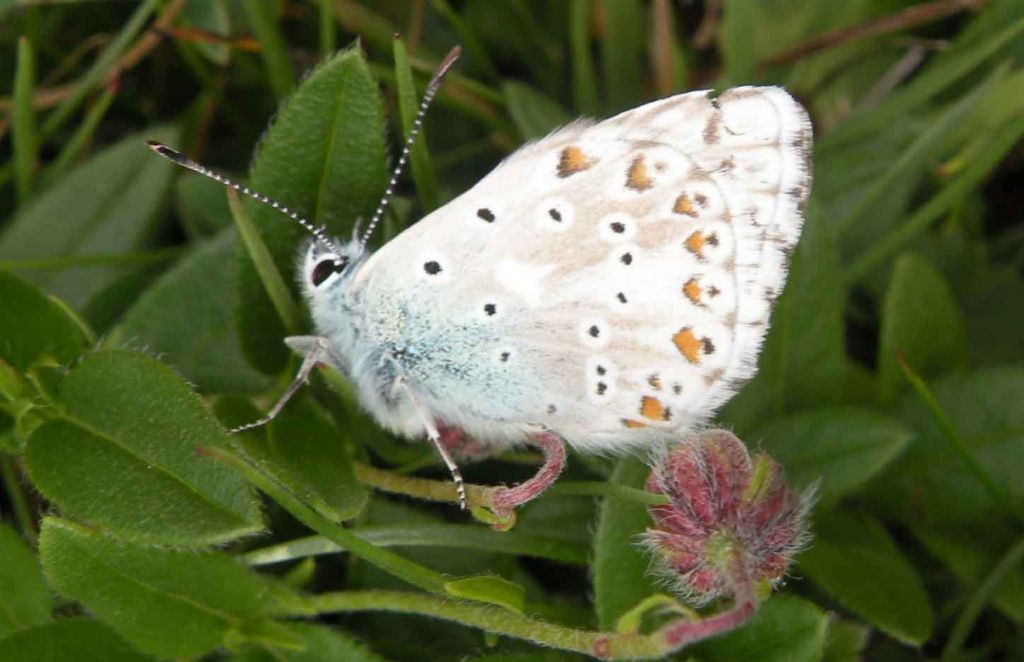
(645, 429), (811, 606)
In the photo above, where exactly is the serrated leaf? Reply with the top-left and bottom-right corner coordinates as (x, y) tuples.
(878, 254), (966, 403)
(593, 455), (657, 629)
(503, 81), (570, 140)
(753, 407), (912, 504)
(0, 618), (147, 662)
(116, 230), (271, 394)
(0, 127), (179, 309)
(0, 523), (52, 637)
(693, 595), (828, 662)
(236, 46), (387, 373)
(39, 517), (275, 659)
(799, 511), (933, 645)
(0, 270), (87, 372)
(445, 575), (526, 613)
(25, 350), (262, 546)
(722, 209), (845, 434)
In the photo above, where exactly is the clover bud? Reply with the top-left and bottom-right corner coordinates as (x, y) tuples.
(645, 429), (811, 606)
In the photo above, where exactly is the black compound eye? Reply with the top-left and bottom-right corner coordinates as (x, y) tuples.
(311, 257), (347, 287)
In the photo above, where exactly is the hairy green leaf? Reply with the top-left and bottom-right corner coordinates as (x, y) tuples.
(593, 456), (657, 629)
(116, 230), (270, 394)
(878, 254), (966, 403)
(236, 47), (387, 373)
(0, 127), (178, 309)
(0, 618), (147, 662)
(25, 350), (262, 545)
(694, 595), (828, 662)
(0, 523), (52, 637)
(39, 518), (276, 659)
(0, 270), (87, 372)
(753, 407), (912, 504)
(799, 511), (933, 645)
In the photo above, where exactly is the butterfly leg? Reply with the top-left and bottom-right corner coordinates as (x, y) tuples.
(394, 380), (468, 510)
(490, 430), (567, 515)
(229, 336), (330, 434)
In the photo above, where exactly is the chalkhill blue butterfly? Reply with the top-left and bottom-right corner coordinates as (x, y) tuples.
(149, 46), (812, 517)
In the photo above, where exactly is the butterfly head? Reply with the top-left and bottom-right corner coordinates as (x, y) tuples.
(301, 237), (366, 296)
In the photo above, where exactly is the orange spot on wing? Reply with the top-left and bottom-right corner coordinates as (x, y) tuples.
(673, 193), (698, 217)
(685, 231), (706, 258)
(622, 419), (647, 429)
(640, 396), (670, 421)
(626, 155), (654, 191)
(673, 327), (702, 364)
(683, 278), (702, 304)
(558, 146), (596, 177)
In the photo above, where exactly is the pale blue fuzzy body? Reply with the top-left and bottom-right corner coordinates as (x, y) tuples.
(302, 239), (546, 446)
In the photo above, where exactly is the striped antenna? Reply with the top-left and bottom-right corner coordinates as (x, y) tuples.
(146, 141), (344, 257)
(360, 45), (462, 247)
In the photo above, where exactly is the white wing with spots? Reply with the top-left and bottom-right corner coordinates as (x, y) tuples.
(352, 87), (812, 452)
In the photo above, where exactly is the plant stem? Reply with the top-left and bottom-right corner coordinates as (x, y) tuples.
(550, 481), (671, 506)
(942, 534), (1024, 661)
(305, 589), (756, 659)
(898, 356), (1024, 525)
(203, 446), (449, 595)
(0, 454), (37, 545)
(352, 460), (491, 506)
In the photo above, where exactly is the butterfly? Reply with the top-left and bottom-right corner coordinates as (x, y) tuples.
(149, 46), (812, 517)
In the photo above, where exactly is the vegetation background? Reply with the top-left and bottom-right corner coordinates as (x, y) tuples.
(1, 0), (1023, 659)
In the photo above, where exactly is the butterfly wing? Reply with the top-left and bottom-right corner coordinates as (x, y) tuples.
(352, 87), (811, 451)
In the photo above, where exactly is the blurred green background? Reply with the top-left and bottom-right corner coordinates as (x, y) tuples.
(1, 1), (1023, 660)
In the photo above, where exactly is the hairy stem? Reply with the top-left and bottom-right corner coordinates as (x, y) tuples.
(305, 589), (756, 659)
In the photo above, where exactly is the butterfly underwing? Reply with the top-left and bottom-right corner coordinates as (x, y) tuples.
(302, 86), (811, 448)
(150, 59), (812, 512)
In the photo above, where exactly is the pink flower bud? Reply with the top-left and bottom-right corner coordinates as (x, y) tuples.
(645, 429), (811, 606)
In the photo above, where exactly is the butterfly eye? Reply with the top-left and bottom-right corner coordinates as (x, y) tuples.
(311, 257), (347, 287)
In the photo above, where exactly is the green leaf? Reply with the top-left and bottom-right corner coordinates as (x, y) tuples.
(0, 270), (87, 372)
(445, 575), (526, 614)
(238, 394), (368, 522)
(694, 595), (828, 662)
(873, 368), (1024, 526)
(0, 618), (148, 662)
(0, 127), (179, 309)
(799, 511), (933, 645)
(115, 230), (271, 394)
(25, 350), (262, 546)
(822, 618), (870, 662)
(878, 254), (966, 403)
(235, 622), (388, 662)
(593, 456), (657, 629)
(752, 408), (912, 505)
(503, 81), (571, 140)
(175, 170), (233, 238)
(722, 209), (845, 433)
(39, 517), (276, 659)
(0, 523), (52, 637)
(912, 524), (1024, 623)
(236, 46), (387, 373)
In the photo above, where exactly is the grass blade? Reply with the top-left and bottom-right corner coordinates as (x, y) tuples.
(13, 37), (38, 204)
(393, 38), (440, 213)
(43, 80), (118, 187)
(228, 190), (301, 335)
(569, 0), (599, 113)
(241, 0), (295, 99)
